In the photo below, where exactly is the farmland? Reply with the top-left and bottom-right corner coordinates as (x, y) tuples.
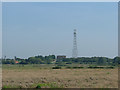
(2, 64), (118, 88)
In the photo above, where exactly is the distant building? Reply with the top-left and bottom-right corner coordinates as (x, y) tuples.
(15, 61), (19, 64)
(57, 55), (66, 60)
(14, 56), (19, 64)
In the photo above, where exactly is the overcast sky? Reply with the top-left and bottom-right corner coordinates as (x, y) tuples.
(2, 2), (118, 59)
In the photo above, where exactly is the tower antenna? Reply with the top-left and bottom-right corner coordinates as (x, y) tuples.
(72, 29), (78, 58)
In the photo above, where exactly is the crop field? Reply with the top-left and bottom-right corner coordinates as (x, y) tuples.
(2, 64), (118, 88)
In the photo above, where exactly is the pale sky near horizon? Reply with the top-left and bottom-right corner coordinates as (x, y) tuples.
(2, 2), (118, 59)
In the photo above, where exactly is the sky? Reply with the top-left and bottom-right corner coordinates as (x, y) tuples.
(2, 2), (118, 59)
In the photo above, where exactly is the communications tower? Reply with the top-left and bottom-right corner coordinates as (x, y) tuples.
(72, 29), (78, 58)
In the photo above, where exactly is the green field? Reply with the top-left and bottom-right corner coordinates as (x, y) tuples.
(2, 64), (117, 69)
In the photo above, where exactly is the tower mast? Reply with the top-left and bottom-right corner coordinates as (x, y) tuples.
(72, 29), (78, 58)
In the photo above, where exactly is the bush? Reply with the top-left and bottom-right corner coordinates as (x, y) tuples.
(36, 84), (41, 88)
(52, 66), (61, 69)
(73, 67), (84, 69)
(105, 66), (114, 69)
(88, 66), (104, 69)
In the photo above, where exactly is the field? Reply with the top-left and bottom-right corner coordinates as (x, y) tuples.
(2, 64), (118, 88)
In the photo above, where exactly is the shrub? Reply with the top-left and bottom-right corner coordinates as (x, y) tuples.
(52, 66), (61, 69)
(88, 66), (104, 69)
(105, 66), (114, 69)
(36, 84), (41, 88)
(72, 67), (84, 69)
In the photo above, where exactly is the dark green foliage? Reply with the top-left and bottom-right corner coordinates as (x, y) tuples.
(97, 57), (105, 65)
(113, 57), (120, 65)
(2, 59), (15, 64)
(105, 66), (114, 69)
(36, 84), (41, 88)
(1, 55), (120, 66)
(52, 66), (61, 69)
(72, 67), (84, 69)
(87, 66), (114, 69)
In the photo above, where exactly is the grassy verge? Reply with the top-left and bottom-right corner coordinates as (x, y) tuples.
(3, 82), (64, 88)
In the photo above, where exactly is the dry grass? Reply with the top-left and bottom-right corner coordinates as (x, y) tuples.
(2, 68), (118, 88)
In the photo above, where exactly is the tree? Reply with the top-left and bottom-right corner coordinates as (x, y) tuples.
(97, 57), (104, 65)
(113, 57), (120, 65)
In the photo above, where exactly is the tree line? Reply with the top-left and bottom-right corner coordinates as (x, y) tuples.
(1, 55), (120, 66)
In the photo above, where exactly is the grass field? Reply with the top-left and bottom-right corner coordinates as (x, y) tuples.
(2, 64), (118, 88)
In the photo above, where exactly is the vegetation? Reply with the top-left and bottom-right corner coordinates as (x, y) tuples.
(2, 55), (119, 89)
(2, 67), (118, 88)
(1, 55), (120, 66)
(52, 66), (61, 69)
